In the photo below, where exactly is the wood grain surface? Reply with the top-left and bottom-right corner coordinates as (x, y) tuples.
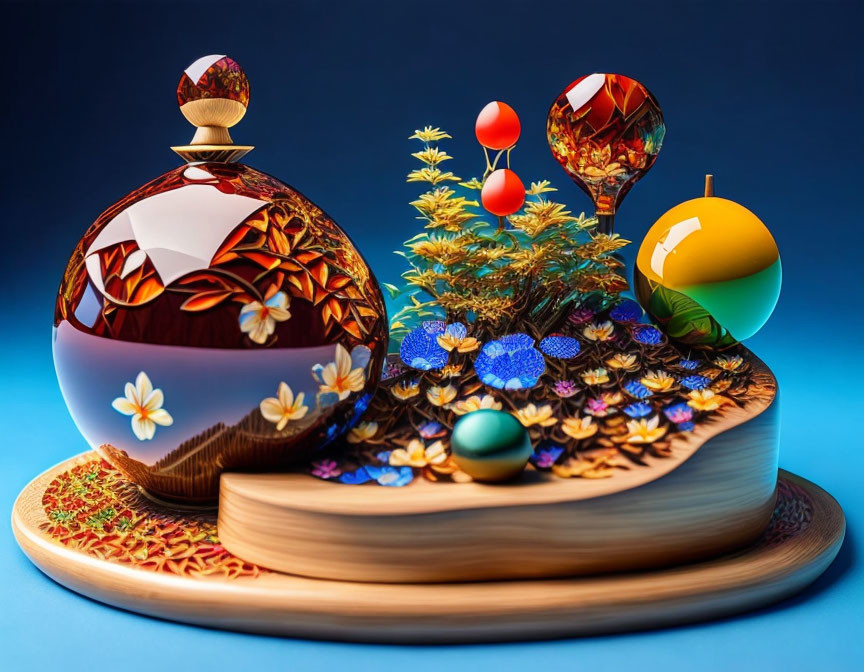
(217, 359), (780, 582)
(12, 458), (845, 643)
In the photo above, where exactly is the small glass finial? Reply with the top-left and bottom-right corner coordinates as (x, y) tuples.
(171, 55), (254, 163)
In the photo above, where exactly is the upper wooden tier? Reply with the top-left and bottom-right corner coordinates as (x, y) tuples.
(218, 352), (779, 583)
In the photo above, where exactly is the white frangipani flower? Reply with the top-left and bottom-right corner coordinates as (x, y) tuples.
(111, 371), (174, 441)
(239, 291), (291, 345)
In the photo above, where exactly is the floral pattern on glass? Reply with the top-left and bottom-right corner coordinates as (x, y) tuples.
(111, 372), (174, 441)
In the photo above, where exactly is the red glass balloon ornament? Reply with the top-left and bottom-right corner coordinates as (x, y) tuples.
(547, 73), (665, 233)
(53, 56), (388, 503)
(475, 101), (521, 150)
(481, 168), (526, 216)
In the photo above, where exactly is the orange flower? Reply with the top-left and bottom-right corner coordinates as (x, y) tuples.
(625, 416), (667, 444)
(514, 404), (558, 427)
(562, 416), (598, 440)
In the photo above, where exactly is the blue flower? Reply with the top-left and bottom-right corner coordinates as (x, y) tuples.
(364, 465), (414, 487)
(623, 380), (653, 399)
(664, 402), (694, 423)
(623, 402), (653, 418)
(418, 420), (446, 439)
(679, 359), (701, 370)
(631, 325), (663, 345)
(680, 375), (711, 390)
(375, 450), (392, 463)
(530, 442), (565, 469)
(610, 299), (643, 323)
(539, 334), (581, 359)
(445, 322), (466, 339)
(339, 468), (373, 485)
(473, 333), (546, 390)
(677, 421), (695, 432)
(399, 321), (448, 370)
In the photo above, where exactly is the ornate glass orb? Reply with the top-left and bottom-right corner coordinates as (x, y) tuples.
(547, 73), (665, 232)
(54, 57), (388, 503)
(634, 181), (781, 346)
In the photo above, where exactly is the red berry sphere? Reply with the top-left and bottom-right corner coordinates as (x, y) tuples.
(475, 101), (521, 150)
(481, 169), (525, 216)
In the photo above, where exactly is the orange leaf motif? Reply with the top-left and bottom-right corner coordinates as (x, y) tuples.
(310, 261), (329, 287)
(180, 290), (235, 311)
(241, 251), (281, 270)
(326, 274), (352, 290)
(341, 320), (362, 339)
(131, 277), (165, 304)
(267, 227), (291, 256)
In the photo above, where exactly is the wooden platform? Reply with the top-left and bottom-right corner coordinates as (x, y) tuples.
(12, 454), (845, 642)
(217, 369), (780, 582)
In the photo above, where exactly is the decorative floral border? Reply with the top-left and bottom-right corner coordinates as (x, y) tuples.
(40, 459), (261, 579)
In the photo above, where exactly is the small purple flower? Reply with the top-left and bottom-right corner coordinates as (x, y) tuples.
(365, 465), (414, 487)
(311, 459), (342, 479)
(631, 325), (663, 345)
(553, 379), (579, 398)
(610, 299), (643, 323)
(418, 420), (446, 439)
(530, 443), (565, 469)
(539, 334), (581, 359)
(339, 467), (373, 485)
(375, 450), (393, 463)
(585, 397), (611, 417)
(567, 306), (596, 325)
(400, 321), (448, 371)
(679, 359), (701, 370)
(623, 402), (653, 418)
(663, 402), (694, 424)
(680, 375), (711, 391)
(624, 380), (653, 399)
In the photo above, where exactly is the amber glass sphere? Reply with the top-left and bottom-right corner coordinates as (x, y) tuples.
(547, 73), (665, 218)
(176, 54), (250, 108)
(55, 163), (388, 502)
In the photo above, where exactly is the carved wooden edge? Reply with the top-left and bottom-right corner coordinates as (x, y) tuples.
(11, 459), (844, 642)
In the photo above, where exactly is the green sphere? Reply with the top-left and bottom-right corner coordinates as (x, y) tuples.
(450, 409), (532, 482)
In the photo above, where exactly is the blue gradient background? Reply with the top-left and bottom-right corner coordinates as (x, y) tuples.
(1, 1), (861, 670)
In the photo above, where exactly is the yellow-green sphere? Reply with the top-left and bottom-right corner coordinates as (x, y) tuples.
(634, 193), (781, 346)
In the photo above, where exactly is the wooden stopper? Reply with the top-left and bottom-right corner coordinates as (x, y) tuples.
(704, 174), (715, 197)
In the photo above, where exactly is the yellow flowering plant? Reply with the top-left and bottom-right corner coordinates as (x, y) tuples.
(387, 126), (629, 344)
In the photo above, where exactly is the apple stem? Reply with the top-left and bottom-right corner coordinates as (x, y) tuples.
(704, 174), (714, 197)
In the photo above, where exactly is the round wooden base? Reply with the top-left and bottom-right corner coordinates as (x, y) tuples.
(12, 455), (845, 642)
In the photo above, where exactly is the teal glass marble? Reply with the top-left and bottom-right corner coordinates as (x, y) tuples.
(450, 409), (532, 482)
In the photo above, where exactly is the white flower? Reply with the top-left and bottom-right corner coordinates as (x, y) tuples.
(111, 371), (174, 441)
(239, 291), (291, 345)
(313, 344), (369, 402)
(260, 382), (309, 430)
